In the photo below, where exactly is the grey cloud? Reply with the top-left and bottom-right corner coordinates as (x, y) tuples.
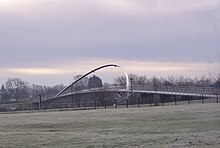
(1, 0), (220, 68)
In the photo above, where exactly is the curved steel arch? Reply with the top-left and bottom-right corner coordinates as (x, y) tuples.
(54, 64), (129, 98)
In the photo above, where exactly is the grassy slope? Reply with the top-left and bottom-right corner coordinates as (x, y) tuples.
(0, 103), (220, 148)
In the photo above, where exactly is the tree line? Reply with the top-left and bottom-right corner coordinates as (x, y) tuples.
(0, 78), (65, 104)
(0, 74), (219, 104)
(114, 74), (220, 87)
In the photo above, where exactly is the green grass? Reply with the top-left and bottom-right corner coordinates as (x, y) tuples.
(0, 103), (220, 148)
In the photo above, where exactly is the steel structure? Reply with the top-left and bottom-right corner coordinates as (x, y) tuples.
(54, 64), (129, 98)
(51, 64), (219, 103)
(54, 85), (218, 99)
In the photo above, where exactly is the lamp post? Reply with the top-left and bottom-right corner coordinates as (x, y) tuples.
(129, 77), (133, 105)
(71, 84), (74, 109)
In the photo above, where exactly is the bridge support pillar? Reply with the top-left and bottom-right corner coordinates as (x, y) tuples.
(84, 101), (86, 110)
(174, 96), (177, 106)
(153, 94), (160, 106)
(94, 100), (96, 109)
(39, 94), (41, 111)
(161, 96), (164, 106)
(115, 99), (118, 108)
(138, 98), (140, 108)
(104, 100), (107, 109)
(202, 94), (204, 104)
(188, 97), (191, 104)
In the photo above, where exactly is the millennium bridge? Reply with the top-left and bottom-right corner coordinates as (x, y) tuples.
(37, 64), (219, 109)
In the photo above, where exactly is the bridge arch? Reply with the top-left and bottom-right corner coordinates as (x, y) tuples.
(54, 64), (129, 98)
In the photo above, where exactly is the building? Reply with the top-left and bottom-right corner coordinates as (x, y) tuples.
(88, 75), (102, 88)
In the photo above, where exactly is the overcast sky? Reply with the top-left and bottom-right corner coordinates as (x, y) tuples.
(1, 0), (220, 85)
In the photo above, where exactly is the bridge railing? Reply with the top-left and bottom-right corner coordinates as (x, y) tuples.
(55, 85), (126, 98)
(132, 85), (217, 95)
(54, 84), (219, 99)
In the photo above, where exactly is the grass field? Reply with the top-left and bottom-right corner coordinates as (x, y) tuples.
(0, 103), (220, 148)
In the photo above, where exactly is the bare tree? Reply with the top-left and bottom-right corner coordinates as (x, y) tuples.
(32, 84), (65, 100)
(5, 78), (30, 102)
(73, 75), (89, 91)
(129, 74), (148, 85)
(216, 73), (220, 87)
(209, 73), (220, 87)
(114, 76), (127, 86)
(0, 84), (10, 103)
(114, 74), (148, 86)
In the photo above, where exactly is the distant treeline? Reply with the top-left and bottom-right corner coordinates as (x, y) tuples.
(114, 73), (220, 87)
(0, 73), (219, 104)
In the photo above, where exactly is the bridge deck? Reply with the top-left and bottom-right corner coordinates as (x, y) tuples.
(54, 85), (218, 99)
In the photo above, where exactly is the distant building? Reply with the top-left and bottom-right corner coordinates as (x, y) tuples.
(88, 75), (102, 88)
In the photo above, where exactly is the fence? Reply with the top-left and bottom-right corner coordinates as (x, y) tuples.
(0, 94), (219, 114)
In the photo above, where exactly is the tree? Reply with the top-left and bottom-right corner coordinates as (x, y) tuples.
(0, 84), (10, 103)
(216, 74), (220, 87)
(114, 74), (148, 86)
(73, 75), (89, 91)
(129, 74), (147, 85)
(114, 76), (127, 86)
(5, 78), (30, 102)
(32, 84), (65, 100)
(210, 73), (220, 88)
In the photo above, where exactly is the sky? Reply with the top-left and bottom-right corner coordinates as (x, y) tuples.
(0, 0), (220, 86)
